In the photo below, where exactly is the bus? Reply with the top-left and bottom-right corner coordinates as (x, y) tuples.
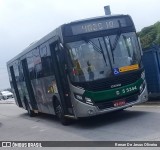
(7, 14), (148, 125)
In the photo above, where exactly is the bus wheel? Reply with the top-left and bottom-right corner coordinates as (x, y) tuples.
(55, 101), (70, 125)
(27, 104), (36, 117)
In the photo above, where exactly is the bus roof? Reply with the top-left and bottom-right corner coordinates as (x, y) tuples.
(68, 14), (126, 25)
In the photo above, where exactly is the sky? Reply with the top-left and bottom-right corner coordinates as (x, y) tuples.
(0, 0), (160, 90)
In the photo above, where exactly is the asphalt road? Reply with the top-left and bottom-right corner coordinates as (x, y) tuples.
(1, 101), (160, 150)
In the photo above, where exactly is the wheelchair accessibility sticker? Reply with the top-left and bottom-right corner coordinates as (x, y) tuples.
(113, 68), (120, 75)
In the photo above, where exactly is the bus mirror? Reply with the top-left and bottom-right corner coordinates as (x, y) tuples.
(138, 37), (143, 56)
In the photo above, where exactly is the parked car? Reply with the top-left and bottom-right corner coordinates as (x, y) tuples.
(0, 91), (14, 100)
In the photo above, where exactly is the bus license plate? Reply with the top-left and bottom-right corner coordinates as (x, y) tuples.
(114, 100), (126, 107)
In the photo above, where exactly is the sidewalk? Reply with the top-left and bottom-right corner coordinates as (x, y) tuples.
(144, 100), (160, 105)
(0, 98), (15, 104)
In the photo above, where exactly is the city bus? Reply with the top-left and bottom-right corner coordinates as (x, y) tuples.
(7, 14), (148, 125)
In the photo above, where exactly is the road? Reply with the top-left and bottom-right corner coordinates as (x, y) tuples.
(1, 101), (160, 149)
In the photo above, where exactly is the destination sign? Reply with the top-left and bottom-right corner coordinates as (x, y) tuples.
(71, 17), (130, 35)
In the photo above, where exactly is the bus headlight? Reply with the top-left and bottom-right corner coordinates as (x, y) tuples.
(141, 71), (145, 80)
(85, 97), (94, 105)
(74, 94), (84, 102)
(74, 93), (94, 105)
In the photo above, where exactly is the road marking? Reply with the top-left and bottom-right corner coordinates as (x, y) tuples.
(40, 129), (47, 132)
(31, 126), (38, 129)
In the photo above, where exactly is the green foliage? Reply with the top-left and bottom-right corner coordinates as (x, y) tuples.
(138, 22), (160, 49)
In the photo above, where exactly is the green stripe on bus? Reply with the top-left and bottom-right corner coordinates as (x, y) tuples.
(84, 78), (144, 102)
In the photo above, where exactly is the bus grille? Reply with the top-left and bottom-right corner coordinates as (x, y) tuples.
(95, 94), (138, 110)
(74, 69), (142, 92)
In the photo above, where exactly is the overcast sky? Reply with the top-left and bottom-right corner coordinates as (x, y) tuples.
(0, 0), (160, 90)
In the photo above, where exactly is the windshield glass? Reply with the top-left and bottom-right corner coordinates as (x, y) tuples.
(105, 32), (141, 68)
(66, 37), (112, 82)
(66, 32), (141, 83)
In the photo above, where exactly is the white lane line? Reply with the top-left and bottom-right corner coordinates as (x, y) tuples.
(39, 129), (48, 132)
(31, 126), (38, 129)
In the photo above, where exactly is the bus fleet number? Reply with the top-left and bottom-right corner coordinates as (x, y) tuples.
(116, 86), (137, 96)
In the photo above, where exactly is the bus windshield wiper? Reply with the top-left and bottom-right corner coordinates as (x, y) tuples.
(84, 39), (102, 54)
(84, 38), (107, 65)
(112, 34), (121, 50)
(97, 38), (107, 65)
(109, 33), (121, 64)
(111, 20), (122, 51)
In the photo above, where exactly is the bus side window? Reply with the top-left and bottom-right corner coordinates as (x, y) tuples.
(26, 51), (35, 80)
(40, 44), (54, 77)
(33, 48), (43, 79)
(18, 61), (24, 82)
(13, 61), (19, 83)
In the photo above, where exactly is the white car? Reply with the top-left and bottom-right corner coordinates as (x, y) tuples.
(0, 91), (14, 100)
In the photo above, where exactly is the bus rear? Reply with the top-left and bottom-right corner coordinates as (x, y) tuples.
(61, 15), (148, 117)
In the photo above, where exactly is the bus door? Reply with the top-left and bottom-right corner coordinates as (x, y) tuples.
(50, 42), (73, 116)
(9, 66), (23, 107)
(21, 59), (37, 110)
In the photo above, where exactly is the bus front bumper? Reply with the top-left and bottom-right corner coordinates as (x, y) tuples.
(73, 86), (148, 118)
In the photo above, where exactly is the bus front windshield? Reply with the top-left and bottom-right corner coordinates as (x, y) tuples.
(66, 32), (141, 83)
(106, 32), (141, 69)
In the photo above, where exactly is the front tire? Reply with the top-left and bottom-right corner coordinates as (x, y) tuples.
(55, 101), (70, 125)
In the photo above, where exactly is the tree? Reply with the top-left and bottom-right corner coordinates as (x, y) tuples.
(138, 22), (160, 50)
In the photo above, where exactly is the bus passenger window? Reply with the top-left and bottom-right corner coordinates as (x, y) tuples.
(40, 45), (54, 77)
(33, 48), (43, 78)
